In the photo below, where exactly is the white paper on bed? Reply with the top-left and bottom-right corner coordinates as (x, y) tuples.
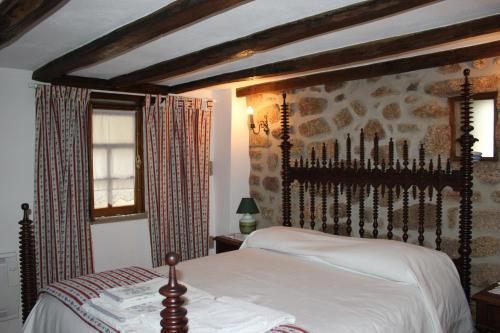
(241, 226), (473, 333)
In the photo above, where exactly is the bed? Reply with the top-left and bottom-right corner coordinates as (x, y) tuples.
(19, 69), (476, 333)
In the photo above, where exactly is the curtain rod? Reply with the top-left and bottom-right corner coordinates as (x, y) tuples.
(28, 83), (215, 103)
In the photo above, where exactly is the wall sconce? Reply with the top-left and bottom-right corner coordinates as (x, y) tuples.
(247, 106), (269, 135)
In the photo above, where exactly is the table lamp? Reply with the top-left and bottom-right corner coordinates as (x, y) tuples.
(236, 197), (259, 234)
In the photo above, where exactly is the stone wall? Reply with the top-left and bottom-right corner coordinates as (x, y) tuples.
(246, 57), (500, 291)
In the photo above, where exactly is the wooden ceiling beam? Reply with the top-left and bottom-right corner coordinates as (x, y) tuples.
(0, 0), (66, 49)
(235, 41), (500, 97)
(49, 75), (170, 95)
(111, 0), (437, 87)
(169, 14), (500, 94)
(32, 0), (249, 82)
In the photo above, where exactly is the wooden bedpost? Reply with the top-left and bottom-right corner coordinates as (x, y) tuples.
(458, 69), (474, 302)
(280, 92), (292, 227)
(19, 203), (37, 322)
(160, 252), (188, 333)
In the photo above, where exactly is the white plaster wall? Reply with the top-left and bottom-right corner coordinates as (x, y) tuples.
(212, 89), (232, 236)
(207, 89), (251, 236)
(229, 92), (251, 233)
(0, 68), (35, 333)
(91, 219), (152, 272)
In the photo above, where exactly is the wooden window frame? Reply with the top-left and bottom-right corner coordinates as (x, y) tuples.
(88, 92), (145, 221)
(449, 91), (498, 162)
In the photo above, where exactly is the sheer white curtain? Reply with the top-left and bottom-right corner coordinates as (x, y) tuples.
(92, 110), (136, 208)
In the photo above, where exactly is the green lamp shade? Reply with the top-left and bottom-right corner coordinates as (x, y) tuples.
(236, 197), (259, 214)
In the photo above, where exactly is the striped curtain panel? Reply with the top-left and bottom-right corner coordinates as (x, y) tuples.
(144, 95), (212, 266)
(34, 86), (93, 290)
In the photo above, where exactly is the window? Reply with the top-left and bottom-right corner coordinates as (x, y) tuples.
(449, 92), (498, 161)
(89, 93), (144, 220)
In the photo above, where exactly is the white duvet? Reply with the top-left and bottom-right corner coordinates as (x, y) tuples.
(241, 227), (473, 333)
(24, 226), (473, 333)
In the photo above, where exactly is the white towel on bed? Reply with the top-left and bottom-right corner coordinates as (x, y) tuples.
(82, 281), (213, 329)
(83, 281), (295, 333)
(141, 296), (296, 333)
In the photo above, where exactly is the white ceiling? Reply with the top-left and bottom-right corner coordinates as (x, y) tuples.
(1, 0), (500, 90)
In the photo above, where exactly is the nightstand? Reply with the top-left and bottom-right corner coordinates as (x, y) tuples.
(214, 234), (247, 254)
(473, 283), (500, 333)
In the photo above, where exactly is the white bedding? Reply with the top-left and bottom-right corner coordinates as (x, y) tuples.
(24, 227), (473, 333)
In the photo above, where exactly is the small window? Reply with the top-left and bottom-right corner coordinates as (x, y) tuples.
(89, 93), (144, 220)
(449, 92), (498, 161)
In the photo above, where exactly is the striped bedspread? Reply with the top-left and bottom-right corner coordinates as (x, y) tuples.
(41, 266), (309, 333)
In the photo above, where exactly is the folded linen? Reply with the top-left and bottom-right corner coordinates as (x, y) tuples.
(187, 296), (296, 333)
(82, 281), (214, 330)
(99, 277), (167, 308)
(140, 296), (296, 333)
(84, 279), (296, 333)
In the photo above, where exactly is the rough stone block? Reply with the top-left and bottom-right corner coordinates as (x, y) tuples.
(472, 59), (489, 70)
(491, 191), (500, 203)
(290, 138), (305, 159)
(406, 82), (419, 91)
(333, 108), (353, 129)
(350, 100), (367, 117)
(249, 149), (263, 161)
(448, 207), (500, 231)
(438, 64), (462, 74)
(472, 236), (500, 257)
(261, 207), (274, 220)
(262, 176), (280, 192)
(393, 203), (437, 230)
(334, 94), (345, 102)
(397, 124), (419, 133)
(251, 163), (263, 172)
(298, 118), (331, 137)
(404, 95), (419, 104)
(474, 162), (500, 185)
(324, 81), (345, 92)
(472, 263), (500, 288)
(250, 189), (264, 202)
(382, 103), (401, 120)
(422, 125), (451, 156)
(363, 119), (386, 140)
(411, 102), (449, 118)
(249, 174), (260, 186)
(371, 86), (400, 97)
(267, 153), (279, 172)
(298, 97), (327, 116)
(424, 75), (497, 97)
(440, 237), (460, 259)
(249, 134), (271, 148)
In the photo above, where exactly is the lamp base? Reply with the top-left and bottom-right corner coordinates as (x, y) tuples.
(239, 214), (256, 234)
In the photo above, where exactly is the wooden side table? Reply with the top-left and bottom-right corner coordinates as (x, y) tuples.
(214, 234), (247, 254)
(473, 283), (500, 333)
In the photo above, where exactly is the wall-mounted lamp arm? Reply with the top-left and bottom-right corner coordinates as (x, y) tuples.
(250, 115), (270, 135)
(247, 106), (269, 135)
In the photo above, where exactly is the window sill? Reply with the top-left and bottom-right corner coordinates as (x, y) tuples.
(91, 212), (147, 225)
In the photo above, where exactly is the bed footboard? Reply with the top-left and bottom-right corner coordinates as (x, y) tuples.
(160, 252), (189, 333)
(19, 203), (37, 322)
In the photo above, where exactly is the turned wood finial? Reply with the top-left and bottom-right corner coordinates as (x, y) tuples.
(160, 252), (188, 333)
(19, 203), (37, 322)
